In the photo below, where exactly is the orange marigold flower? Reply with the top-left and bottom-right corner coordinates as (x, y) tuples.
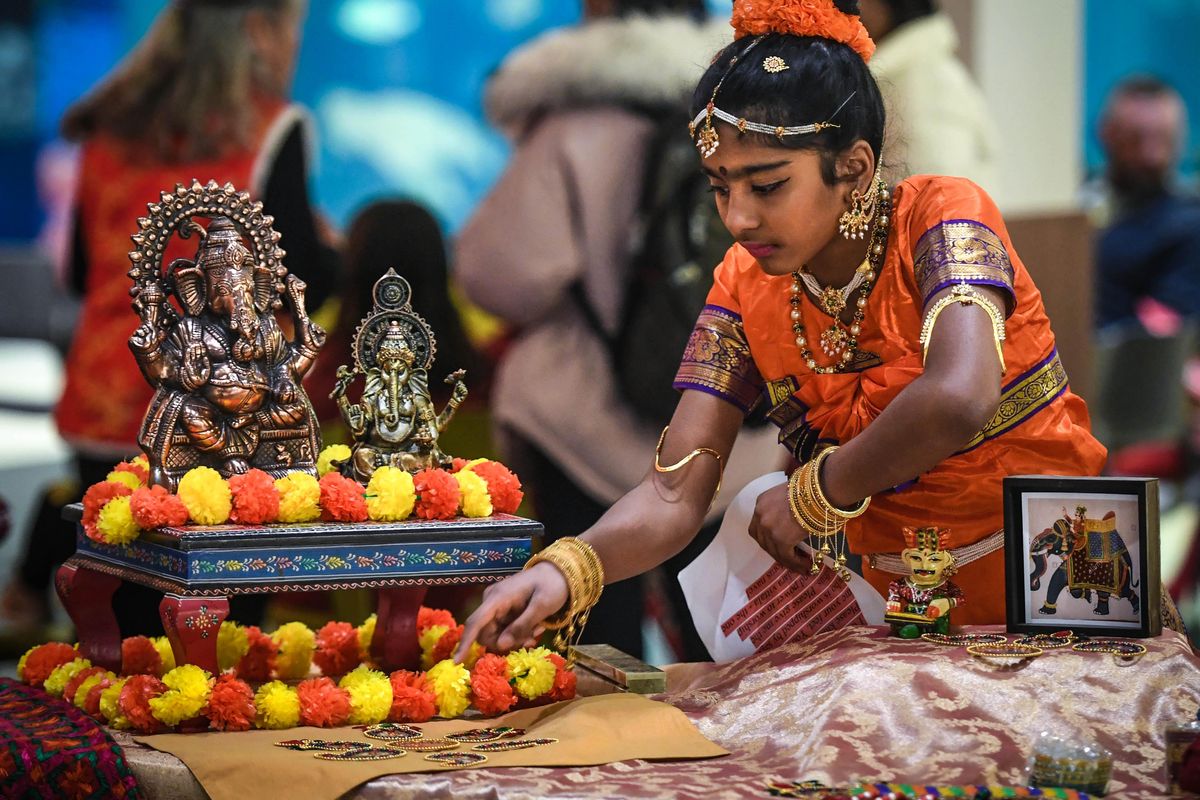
(83, 677), (114, 717)
(297, 677), (352, 727)
(417, 606), (457, 633)
(129, 485), (189, 529)
(318, 473), (368, 523)
(468, 461), (524, 515)
(20, 642), (78, 686)
(81, 481), (133, 542)
(121, 636), (163, 676)
(387, 670), (436, 723)
(313, 621), (362, 677)
(731, 0), (875, 62)
(469, 654), (516, 716)
(120, 674), (168, 734)
(112, 459), (149, 485)
(62, 666), (107, 708)
(547, 653), (577, 702)
(235, 625), (278, 683)
(208, 674), (256, 732)
(228, 469), (280, 525)
(413, 468), (461, 520)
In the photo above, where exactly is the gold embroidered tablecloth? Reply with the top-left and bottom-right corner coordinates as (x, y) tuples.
(131, 626), (1200, 800)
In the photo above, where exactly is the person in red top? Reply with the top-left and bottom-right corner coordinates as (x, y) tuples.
(456, 0), (1116, 658)
(3, 0), (338, 633)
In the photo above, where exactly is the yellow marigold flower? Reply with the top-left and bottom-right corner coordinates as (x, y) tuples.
(152, 636), (176, 674)
(426, 659), (471, 719)
(254, 681), (300, 729)
(177, 466), (231, 525)
(106, 470), (143, 491)
(365, 466), (415, 521)
(271, 621), (315, 679)
(217, 621), (249, 672)
(357, 614), (377, 661)
(455, 469), (493, 518)
(16, 647), (30, 682)
(131, 454), (149, 471)
(317, 444), (352, 478)
(506, 647), (556, 700)
(45, 657), (92, 697)
(150, 664), (213, 726)
(96, 495), (141, 545)
(461, 642), (486, 671)
(73, 671), (114, 709)
(461, 458), (489, 470)
(101, 677), (131, 729)
(338, 665), (393, 725)
(418, 625), (449, 671)
(275, 472), (322, 523)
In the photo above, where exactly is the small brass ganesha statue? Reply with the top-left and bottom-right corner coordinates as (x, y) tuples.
(884, 526), (965, 638)
(127, 180), (325, 489)
(331, 268), (468, 482)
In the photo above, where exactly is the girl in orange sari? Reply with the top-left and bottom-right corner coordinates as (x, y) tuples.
(458, 0), (1105, 654)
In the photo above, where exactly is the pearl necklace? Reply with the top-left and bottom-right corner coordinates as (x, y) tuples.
(789, 182), (891, 374)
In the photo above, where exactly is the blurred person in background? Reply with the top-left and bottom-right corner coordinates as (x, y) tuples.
(1, 0), (339, 635)
(1087, 76), (1200, 332)
(456, 0), (783, 660)
(857, 0), (998, 189)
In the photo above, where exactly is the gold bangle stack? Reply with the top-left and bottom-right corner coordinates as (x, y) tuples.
(785, 446), (869, 579)
(919, 282), (1007, 372)
(524, 537), (604, 665)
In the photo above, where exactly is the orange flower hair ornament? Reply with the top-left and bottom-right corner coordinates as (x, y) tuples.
(731, 0), (875, 62)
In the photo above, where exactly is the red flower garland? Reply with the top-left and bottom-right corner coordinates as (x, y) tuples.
(228, 469), (280, 525)
(730, 0), (876, 62)
(20, 642), (78, 686)
(113, 459), (149, 484)
(469, 461), (523, 514)
(81, 481), (133, 542)
(83, 677), (114, 716)
(129, 485), (189, 529)
(469, 654), (516, 715)
(387, 670), (436, 723)
(208, 673), (256, 731)
(313, 621), (361, 677)
(62, 666), (108, 707)
(318, 473), (368, 523)
(120, 674), (168, 734)
(297, 677), (352, 727)
(417, 607), (456, 632)
(413, 468), (461, 520)
(547, 653), (577, 702)
(236, 625), (278, 682)
(121, 636), (162, 676)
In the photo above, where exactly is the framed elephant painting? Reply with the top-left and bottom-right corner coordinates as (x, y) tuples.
(1002, 475), (1161, 638)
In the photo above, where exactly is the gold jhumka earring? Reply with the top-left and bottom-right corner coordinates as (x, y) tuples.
(838, 175), (883, 240)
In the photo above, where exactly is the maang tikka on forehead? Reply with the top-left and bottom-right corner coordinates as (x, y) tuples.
(688, 37), (856, 158)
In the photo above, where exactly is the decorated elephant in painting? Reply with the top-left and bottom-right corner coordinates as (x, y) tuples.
(1029, 508), (1139, 617)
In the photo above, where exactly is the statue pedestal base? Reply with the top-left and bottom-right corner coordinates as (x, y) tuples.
(56, 505), (541, 673)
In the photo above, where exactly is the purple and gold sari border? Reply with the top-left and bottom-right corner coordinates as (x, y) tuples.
(956, 348), (1069, 454)
(673, 303), (764, 415)
(913, 218), (1015, 309)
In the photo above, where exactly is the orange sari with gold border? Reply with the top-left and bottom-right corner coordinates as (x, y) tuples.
(674, 175), (1106, 624)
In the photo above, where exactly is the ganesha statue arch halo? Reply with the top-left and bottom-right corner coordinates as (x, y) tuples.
(126, 179), (325, 490)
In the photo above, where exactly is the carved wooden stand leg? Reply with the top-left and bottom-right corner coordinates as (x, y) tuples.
(371, 586), (428, 672)
(55, 563), (123, 672)
(159, 594), (229, 674)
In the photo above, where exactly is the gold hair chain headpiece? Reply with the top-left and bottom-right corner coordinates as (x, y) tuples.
(686, 35), (855, 157)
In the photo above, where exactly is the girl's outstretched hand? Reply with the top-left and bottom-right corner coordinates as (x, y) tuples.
(455, 562), (568, 660)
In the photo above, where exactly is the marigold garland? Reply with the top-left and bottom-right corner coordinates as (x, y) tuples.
(228, 469), (280, 525)
(217, 621), (250, 672)
(237, 625), (278, 682)
(366, 466), (416, 521)
(150, 664), (213, 726)
(426, 659), (471, 719)
(469, 654), (517, 715)
(339, 665), (393, 725)
(297, 676), (352, 728)
(271, 621), (315, 680)
(314, 621), (362, 677)
(413, 468), (460, 520)
(18, 642), (78, 686)
(275, 472), (322, 523)
(100, 677), (132, 730)
(208, 673), (256, 732)
(106, 469), (143, 491)
(120, 674), (168, 734)
(507, 647), (557, 700)
(319, 472), (368, 523)
(358, 614), (377, 661)
(129, 485), (189, 529)
(62, 666), (108, 707)
(467, 460), (524, 515)
(73, 671), (111, 710)
(81, 674), (116, 717)
(547, 652), (577, 703)
(254, 680), (300, 729)
(45, 657), (93, 697)
(82, 481), (132, 542)
(454, 469), (493, 518)
(317, 444), (352, 478)
(387, 670), (436, 723)
(113, 458), (149, 485)
(96, 495), (141, 545)
(176, 466), (232, 526)
(152, 636), (176, 673)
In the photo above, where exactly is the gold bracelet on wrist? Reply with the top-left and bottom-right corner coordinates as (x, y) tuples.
(524, 537), (604, 663)
(784, 446), (869, 580)
(919, 282), (1007, 372)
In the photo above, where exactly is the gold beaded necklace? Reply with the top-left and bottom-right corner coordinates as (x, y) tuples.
(789, 182), (892, 374)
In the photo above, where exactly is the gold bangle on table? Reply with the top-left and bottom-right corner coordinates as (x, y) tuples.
(919, 282), (1007, 372)
(654, 426), (725, 506)
(1071, 639), (1147, 664)
(524, 537), (604, 663)
(967, 641), (1043, 665)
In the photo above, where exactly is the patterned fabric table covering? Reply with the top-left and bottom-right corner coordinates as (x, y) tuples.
(114, 625), (1199, 800)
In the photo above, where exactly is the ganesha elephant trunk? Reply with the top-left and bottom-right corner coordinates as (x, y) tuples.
(228, 299), (260, 344)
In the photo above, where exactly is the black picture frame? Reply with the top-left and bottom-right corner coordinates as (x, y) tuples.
(1003, 475), (1160, 638)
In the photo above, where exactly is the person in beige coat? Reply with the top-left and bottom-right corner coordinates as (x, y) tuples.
(456, 1), (782, 660)
(859, 0), (999, 191)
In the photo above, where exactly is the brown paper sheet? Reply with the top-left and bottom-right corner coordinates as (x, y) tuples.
(135, 693), (727, 800)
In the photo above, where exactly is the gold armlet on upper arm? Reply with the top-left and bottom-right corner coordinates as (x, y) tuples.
(919, 282), (1006, 372)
